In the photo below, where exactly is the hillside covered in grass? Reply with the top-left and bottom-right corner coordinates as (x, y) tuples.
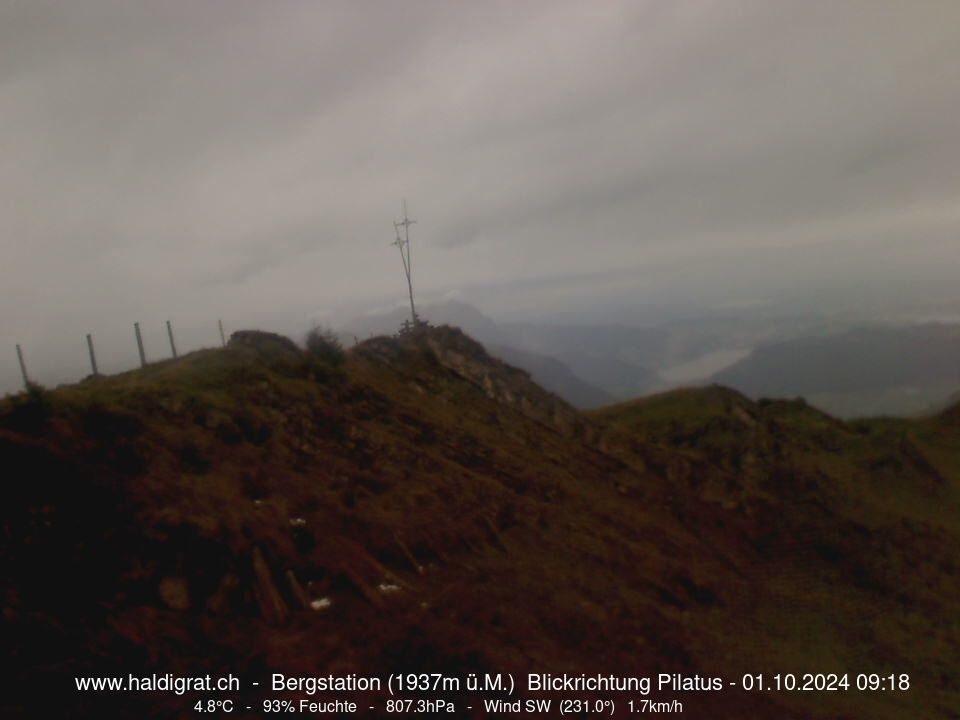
(2, 326), (959, 718)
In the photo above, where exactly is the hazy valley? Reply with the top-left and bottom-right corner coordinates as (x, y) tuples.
(339, 301), (960, 418)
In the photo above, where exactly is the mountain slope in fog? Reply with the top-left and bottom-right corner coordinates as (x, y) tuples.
(486, 343), (614, 408)
(712, 323), (960, 417)
(341, 301), (660, 403)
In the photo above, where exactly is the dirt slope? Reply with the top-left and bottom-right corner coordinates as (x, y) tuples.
(1, 327), (958, 718)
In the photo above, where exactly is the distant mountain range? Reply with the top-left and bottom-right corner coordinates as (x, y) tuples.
(338, 301), (660, 408)
(486, 344), (615, 408)
(340, 302), (960, 418)
(712, 324), (960, 417)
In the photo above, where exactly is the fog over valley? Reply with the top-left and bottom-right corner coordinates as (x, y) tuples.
(3, 0), (960, 414)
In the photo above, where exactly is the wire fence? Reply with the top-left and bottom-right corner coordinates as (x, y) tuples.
(11, 319), (229, 392)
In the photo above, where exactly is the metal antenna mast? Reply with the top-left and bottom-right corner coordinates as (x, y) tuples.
(392, 199), (419, 329)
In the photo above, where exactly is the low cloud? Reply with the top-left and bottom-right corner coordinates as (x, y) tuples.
(3, 0), (960, 390)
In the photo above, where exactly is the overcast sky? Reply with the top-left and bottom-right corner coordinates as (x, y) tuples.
(3, 0), (960, 391)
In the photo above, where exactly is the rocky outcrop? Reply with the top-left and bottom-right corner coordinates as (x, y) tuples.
(228, 330), (302, 360)
(356, 326), (589, 437)
(425, 327), (590, 436)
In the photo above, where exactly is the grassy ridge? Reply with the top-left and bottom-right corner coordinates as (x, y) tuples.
(1, 328), (958, 718)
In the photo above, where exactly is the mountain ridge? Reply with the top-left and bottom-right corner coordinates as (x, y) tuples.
(339, 301), (657, 407)
(712, 323), (960, 417)
(2, 326), (958, 718)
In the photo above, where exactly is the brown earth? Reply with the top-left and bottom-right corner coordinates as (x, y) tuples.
(1, 326), (958, 718)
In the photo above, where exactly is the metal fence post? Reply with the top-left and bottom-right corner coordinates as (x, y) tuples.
(86, 334), (99, 375)
(16, 344), (29, 388)
(166, 320), (178, 359)
(134, 322), (147, 367)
